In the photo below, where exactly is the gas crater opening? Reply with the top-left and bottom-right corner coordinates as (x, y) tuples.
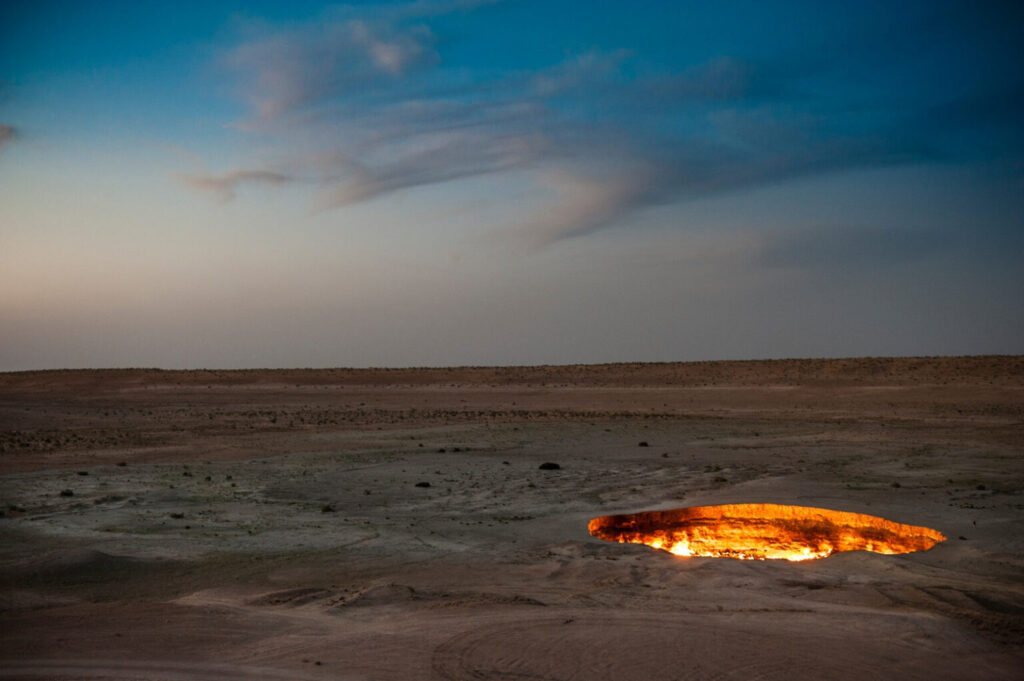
(588, 503), (946, 561)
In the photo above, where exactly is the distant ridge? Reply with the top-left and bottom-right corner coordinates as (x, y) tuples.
(2, 356), (1021, 390)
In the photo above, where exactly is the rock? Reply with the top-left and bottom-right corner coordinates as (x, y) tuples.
(538, 462), (560, 470)
(59, 489), (74, 497)
(338, 583), (418, 608)
(638, 441), (649, 447)
(415, 481), (431, 488)
(250, 587), (332, 607)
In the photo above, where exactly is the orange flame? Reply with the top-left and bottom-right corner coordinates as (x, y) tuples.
(588, 503), (945, 561)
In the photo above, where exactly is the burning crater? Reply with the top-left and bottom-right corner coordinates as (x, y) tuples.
(588, 503), (945, 561)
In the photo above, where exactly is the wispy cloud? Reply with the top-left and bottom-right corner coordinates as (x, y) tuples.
(528, 50), (632, 98)
(225, 18), (438, 122)
(200, 3), (1008, 246)
(317, 129), (540, 209)
(511, 169), (660, 250)
(179, 169), (291, 202)
(516, 111), (935, 246)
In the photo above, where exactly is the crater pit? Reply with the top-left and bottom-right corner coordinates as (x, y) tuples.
(588, 503), (946, 561)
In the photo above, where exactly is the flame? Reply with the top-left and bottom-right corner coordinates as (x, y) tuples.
(588, 503), (946, 561)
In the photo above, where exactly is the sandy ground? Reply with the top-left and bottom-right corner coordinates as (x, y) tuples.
(1, 357), (1022, 680)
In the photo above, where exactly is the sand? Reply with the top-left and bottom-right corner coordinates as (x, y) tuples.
(1, 357), (1022, 679)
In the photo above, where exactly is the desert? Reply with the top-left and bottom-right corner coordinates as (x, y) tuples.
(1, 356), (1022, 680)
(5, 2), (1024, 679)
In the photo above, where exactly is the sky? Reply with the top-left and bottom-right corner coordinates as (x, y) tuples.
(1, 0), (1022, 370)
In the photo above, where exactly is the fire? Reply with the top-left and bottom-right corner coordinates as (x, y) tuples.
(588, 503), (945, 561)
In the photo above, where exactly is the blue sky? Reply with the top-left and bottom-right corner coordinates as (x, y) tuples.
(1, 1), (1022, 369)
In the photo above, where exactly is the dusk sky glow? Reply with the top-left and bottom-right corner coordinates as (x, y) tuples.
(1, 1), (1022, 369)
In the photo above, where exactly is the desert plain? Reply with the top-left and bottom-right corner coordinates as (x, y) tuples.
(1, 356), (1022, 680)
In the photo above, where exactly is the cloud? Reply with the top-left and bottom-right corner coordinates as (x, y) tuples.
(222, 27), (827, 233)
(317, 129), (541, 209)
(529, 50), (632, 98)
(179, 169), (291, 202)
(0, 124), (14, 153)
(204, 4), (980, 247)
(225, 18), (438, 121)
(511, 169), (659, 250)
(515, 110), (936, 246)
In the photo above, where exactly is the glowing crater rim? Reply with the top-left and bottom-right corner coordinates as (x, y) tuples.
(588, 503), (946, 561)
